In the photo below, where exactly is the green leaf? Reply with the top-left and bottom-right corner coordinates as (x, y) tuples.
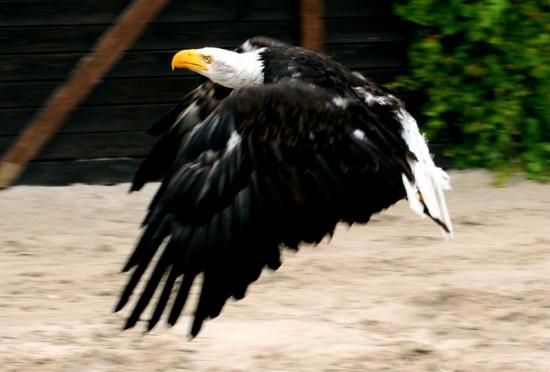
(393, 0), (550, 182)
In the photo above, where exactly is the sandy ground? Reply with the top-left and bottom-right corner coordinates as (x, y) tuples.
(1, 170), (549, 371)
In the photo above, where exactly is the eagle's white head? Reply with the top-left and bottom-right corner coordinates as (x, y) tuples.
(171, 47), (265, 89)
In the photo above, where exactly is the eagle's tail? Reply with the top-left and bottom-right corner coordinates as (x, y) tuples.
(396, 109), (453, 237)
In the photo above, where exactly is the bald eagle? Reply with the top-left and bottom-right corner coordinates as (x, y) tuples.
(116, 37), (452, 337)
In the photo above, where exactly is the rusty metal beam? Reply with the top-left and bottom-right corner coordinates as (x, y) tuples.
(0, 0), (171, 188)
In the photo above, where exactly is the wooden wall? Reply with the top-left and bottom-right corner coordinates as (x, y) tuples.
(0, 0), (412, 185)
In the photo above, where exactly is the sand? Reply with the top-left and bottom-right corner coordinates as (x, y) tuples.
(1, 170), (549, 371)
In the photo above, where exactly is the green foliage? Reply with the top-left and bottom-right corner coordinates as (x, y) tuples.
(392, 0), (550, 181)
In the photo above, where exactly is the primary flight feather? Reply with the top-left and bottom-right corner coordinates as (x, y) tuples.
(116, 36), (453, 337)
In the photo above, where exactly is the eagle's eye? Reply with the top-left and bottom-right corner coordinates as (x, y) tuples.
(203, 55), (213, 64)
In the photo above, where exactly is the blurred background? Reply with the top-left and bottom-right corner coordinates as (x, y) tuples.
(2, 1), (547, 186)
(1, 0), (416, 185)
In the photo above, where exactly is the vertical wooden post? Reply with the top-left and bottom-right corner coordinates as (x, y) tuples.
(300, 0), (323, 52)
(0, 0), (172, 188)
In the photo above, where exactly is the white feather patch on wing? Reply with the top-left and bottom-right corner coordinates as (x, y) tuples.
(353, 129), (366, 140)
(227, 130), (241, 151)
(396, 108), (453, 237)
(353, 87), (392, 107)
(332, 96), (349, 108)
(401, 173), (424, 216)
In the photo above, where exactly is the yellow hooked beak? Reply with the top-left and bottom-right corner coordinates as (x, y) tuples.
(171, 49), (209, 71)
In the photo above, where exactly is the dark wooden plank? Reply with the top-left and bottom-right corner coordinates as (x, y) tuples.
(0, 67), (406, 137)
(1, 38), (407, 82)
(0, 0), (129, 26)
(324, 0), (390, 17)
(107, 48), (196, 78)
(133, 20), (297, 50)
(0, 0), (422, 186)
(0, 26), (102, 54)
(0, 96), (443, 161)
(2, 0), (170, 189)
(0, 76), (200, 108)
(15, 145), (452, 186)
(1, 131), (156, 161)
(0, 53), (82, 82)
(16, 158), (143, 185)
(0, 17), (400, 55)
(325, 41), (407, 69)
(0, 0), (295, 26)
(1, 51), (200, 82)
(0, 104), (175, 136)
(158, 0), (295, 23)
(324, 18), (406, 44)
(0, 21), (295, 54)
(0, 66), (409, 110)
(0, 0), (391, 27)
(354, 68), (408, 85)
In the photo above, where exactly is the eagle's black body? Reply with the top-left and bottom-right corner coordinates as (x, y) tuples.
(116, 37), (422, 337)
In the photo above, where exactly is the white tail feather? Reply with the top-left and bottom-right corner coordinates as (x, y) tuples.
(396, 109), (453, 237)
(353, 87), (453, 237)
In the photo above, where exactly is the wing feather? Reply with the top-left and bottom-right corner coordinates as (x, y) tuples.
(117, 81), (414, 336)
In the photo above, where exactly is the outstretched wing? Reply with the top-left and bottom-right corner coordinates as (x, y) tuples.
(116, 81), (412, 337)
(131, 81), (232, 191)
